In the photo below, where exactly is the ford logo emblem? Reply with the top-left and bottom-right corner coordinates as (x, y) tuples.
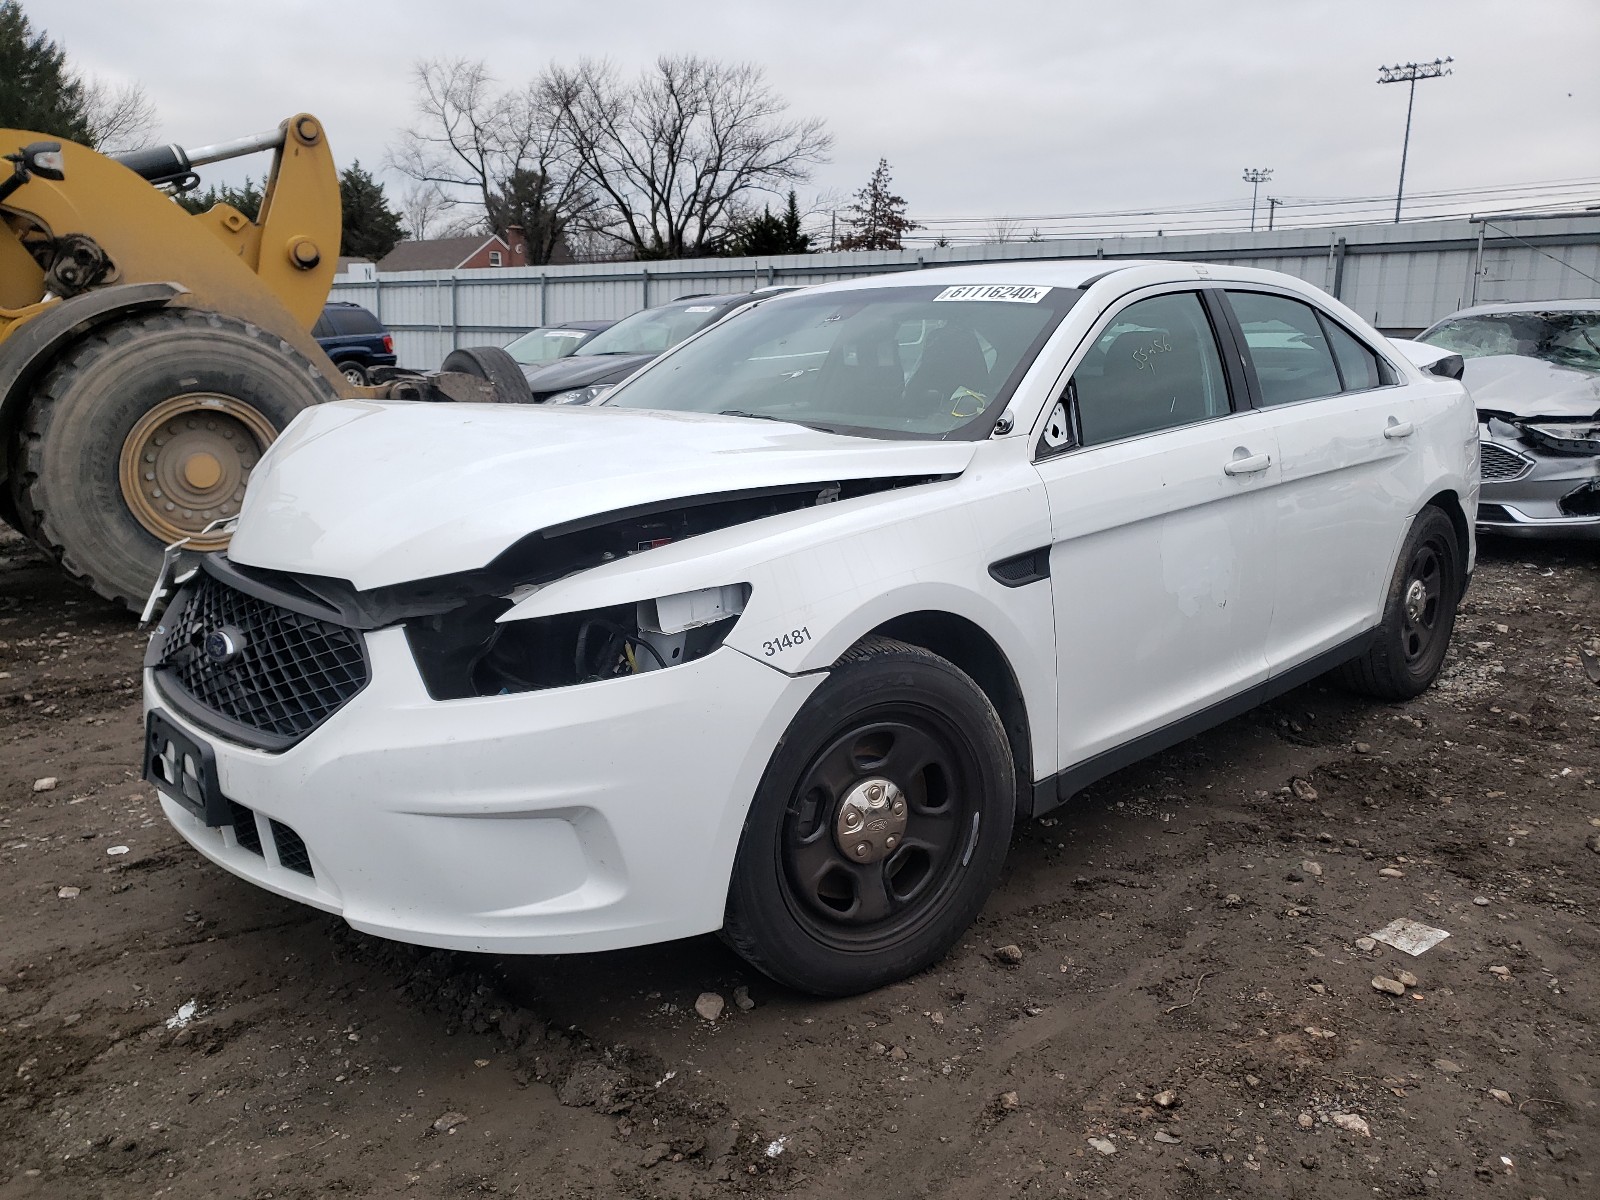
(203, 627), (245, 664)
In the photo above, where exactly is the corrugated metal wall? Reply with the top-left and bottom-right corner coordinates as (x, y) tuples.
(329, 215), (1600, 370)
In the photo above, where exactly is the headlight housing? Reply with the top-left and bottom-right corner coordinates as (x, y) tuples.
(544, 384), (614, 406)
(406, 584), (750, 699)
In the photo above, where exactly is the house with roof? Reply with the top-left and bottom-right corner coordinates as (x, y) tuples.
(377, 231), (526, 272)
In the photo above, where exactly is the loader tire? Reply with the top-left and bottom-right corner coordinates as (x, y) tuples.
(13, 308), (336, 611)
(440, 346), (535, 405)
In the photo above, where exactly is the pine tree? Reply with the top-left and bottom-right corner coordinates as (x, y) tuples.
(485, 168), (571, 265)
(837, 159), (920, 252)
(174, 177), (264, 222)
(339, 161), (405, 261)
(724, 189), (812, 256)
(0, 1), (94, 145)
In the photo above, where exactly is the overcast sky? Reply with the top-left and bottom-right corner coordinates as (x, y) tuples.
(26, 0), (1600, 237)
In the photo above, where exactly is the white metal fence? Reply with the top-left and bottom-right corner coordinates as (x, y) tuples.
(329, 215), (1600, 370)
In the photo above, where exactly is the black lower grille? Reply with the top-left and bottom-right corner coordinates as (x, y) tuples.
(270, 820), (314, 876)
(152, 568), (369, 751)
(229, 802), (264, 856)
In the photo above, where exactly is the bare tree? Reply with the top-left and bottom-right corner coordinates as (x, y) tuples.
(81, 77), (157, 153)
(399, 181), (453, 241)
(988, 217), (1020, 245)
(388, 59), (593, 263)
(550, 56), (831, 259)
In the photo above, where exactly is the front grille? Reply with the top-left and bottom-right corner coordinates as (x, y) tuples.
(154, 570), (369, 750)
(1479, 440), (1533, 482)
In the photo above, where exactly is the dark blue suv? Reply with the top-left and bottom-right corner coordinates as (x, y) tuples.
(313, 302), (396, 385)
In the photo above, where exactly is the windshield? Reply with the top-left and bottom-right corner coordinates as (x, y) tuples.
(1420, 311), (1600, 373)
(504, 327), (595, 365)
(605, 285), (1080, 438)
(576, 301), (732, 356)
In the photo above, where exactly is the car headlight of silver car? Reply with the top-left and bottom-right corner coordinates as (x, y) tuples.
(545, 384), (615, 406)
(405, 584), (751, 699)
(1520, 421), (1600, 455)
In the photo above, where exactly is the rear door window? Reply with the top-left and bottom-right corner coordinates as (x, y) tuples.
(331, 306), (382, 336)
(1226, 291), (1342, 406)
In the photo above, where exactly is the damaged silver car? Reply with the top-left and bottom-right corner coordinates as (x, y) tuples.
(1418, 300), (1600, 538)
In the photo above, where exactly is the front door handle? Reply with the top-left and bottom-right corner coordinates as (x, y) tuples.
(1224, 452), (1271, 476)
(1384, 419), (1415, 440)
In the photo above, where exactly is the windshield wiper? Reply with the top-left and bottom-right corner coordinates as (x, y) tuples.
(719, 409), (841, 435)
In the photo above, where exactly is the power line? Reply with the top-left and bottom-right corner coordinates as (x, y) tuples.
(903, 175), (1599, 243)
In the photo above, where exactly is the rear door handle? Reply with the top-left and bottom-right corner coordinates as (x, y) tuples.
(1224, 452), (1271, 476)
(1384, 419), (1415, 440)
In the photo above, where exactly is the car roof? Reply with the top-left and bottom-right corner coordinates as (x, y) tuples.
(789, 259), (1339, 300)
(1432, 298), (1600, 320)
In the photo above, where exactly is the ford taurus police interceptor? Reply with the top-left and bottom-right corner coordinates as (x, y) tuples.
(142, 261), (1478, 996)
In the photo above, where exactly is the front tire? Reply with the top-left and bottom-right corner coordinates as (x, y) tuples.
(1336, 506), (1462, 701)
(13, 308), (335, 610)
(723, 637), (1015, 996)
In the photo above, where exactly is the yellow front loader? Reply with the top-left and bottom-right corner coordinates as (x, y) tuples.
(0, 115), (528, 611)
(0, 117), (355, 611)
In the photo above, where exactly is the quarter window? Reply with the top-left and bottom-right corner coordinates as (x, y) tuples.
(1323, 318), (1385, 392)
(1069, 292), (1231, 446)
(1226, 291), (1343, 406)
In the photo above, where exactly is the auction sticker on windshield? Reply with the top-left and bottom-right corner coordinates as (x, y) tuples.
(933, 284), (1052, 304)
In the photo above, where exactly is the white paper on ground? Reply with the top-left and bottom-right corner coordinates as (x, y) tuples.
(1369, 918), (1451, 956)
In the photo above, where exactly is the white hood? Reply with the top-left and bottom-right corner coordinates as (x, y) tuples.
(228, 401), (977, 589)
(1457, 354), (1600, 419)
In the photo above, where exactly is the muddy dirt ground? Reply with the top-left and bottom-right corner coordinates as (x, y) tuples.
(1, 525), (1597, 1200)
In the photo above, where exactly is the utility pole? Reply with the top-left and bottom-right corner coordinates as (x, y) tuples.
(1266, 197), (1283, 231)
(1242, 168), (1273, 231)
(1377, 57), (1453, 223)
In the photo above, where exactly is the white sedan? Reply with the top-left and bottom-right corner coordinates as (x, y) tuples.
(143, 261), (1478, 996)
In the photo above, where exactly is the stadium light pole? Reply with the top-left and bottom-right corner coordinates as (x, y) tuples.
(1242, 168), (1273, 231)
(1377, 57), (1453, 223)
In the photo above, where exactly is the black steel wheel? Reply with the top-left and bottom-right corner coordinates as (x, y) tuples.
(1336, 505), (1463, 701)
(724, 637), (1014, 996)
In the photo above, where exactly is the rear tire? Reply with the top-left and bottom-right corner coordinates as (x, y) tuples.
(723, 637), (1015, 996)
(1335, 506), (1462, 701)
(440, 346), (534, 405)
(337, 359), (369, 386)
(13, 308), (335, 610)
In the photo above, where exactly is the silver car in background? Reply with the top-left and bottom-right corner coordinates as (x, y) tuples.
(1418, 300), (1600, 539)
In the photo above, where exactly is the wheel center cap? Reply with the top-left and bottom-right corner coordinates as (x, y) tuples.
(183, 451), (224, 490)
(834, 778), (908, 864)
(1404, 579), (1427, 622)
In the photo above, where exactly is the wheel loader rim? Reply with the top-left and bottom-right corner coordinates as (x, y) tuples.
(118, 393), (278, 548)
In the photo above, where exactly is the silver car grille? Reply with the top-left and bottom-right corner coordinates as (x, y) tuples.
(1479, 440), (1533, 483)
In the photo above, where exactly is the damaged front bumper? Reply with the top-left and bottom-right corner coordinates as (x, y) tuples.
(1477, 419), (1600, 539)
(145, 628), (822, 954)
